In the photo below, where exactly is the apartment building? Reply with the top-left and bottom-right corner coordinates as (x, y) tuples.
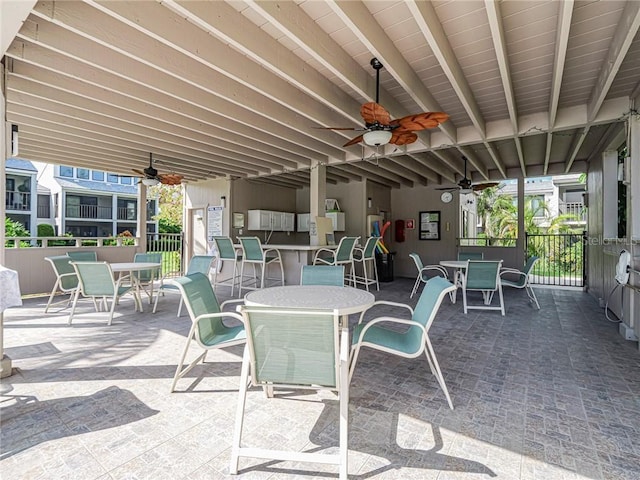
(23, 162), (159, 237)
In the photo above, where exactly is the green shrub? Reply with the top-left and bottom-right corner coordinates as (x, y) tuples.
(37, 224), (55, 237)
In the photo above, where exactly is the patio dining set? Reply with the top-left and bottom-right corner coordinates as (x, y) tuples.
(39, 241), (541, 479)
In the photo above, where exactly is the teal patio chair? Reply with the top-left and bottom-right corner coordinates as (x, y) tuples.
(457, 251), (484, 261)
(133, 252), (163, 304)
(409, 252), (449, 299)
(44, 255), (79, 312)
(500, 256), (540, 309)
(300, 265), (345, 286)
(312, 235), (360, 286)
(237, 237), (284, 296)
(67, 251), (98, 261)
(68, 261), (142, 325)
(352, 236), (380, 291)
(349, 276), (457, 410)
(167, 273), (245, 392)
(211, 236), (242, 296)
(153, 255), (215, 315)
(460, 260), (505, 315)
(230, 305), (348, 479)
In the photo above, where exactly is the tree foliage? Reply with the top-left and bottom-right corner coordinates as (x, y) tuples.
(5, 217), (29, 237)
(148, 184), (183, 233)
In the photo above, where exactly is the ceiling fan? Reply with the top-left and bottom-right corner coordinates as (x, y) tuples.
(318, 58), (449, 147)
(436, 156), (500, 194)
(132, 153), (183, 186)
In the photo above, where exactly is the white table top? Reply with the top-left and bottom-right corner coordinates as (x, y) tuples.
(110, 262), (161, 272)
(439, 260), (468, 269)
(0, 266), (22, 312)
(245, 285), (374, 316)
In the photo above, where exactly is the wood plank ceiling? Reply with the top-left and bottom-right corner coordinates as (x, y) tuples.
(4, 0), (640, 189)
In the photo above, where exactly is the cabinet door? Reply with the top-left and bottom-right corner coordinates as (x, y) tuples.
(326, 212), (345, 231)
(260, 210), (273, 230)
(271, 212), (284, 231)
(283, 213), (295, 232)
(297, 213), (310, 232)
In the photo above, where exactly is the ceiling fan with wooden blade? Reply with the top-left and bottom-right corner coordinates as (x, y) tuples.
(317, 58), (449, 147)
(435, 156), (500, 194)
(132, 153), (183, 186)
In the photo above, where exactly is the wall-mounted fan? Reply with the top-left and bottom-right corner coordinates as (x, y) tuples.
(318, 58), (449, 147)
(436, 156), (499, 194)
(132, 153), (183, 186)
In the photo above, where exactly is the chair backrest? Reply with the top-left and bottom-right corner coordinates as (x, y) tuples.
(409, 252), (424, 272)
(458, 251), (483, 261)
(71, 261), (116, 296)
(334, 236), (359, 262)
(300, 265), (345, 286)
(185, 255), (215, 275)
(412, 276), (457, 332)
(361, 236), (380, 259)
(465, 260), (502, 290)
(212, 236), (238, 260)
(238, 305), (340, 389)
(45, 255), (78, 290)
(167, 274), (223, 344)
(523, 256), (539, 275)
(67, 251), (98, 261)
(238, 237), (264, 262)
(133, 252), (162, 281)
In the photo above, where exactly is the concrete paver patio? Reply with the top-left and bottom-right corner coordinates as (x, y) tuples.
(1, 279), (639, 479)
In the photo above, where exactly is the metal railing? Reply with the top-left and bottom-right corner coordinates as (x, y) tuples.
(525, 233), (586, 287)
(5, 191), (31, 210)
(65, 204), (113, 219)
(458, 237), (517, 247)
(558, 201), (586, 221)
(117, 207), (137, 220)
(147, 232), (183, 278)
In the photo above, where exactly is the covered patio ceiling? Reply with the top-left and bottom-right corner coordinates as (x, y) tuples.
(3, 1), (640, 189)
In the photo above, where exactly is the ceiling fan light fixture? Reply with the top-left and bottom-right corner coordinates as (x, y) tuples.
(141, 177), (160, 186)
(363, 129), (392, 146)
(459, 188), (473, 195)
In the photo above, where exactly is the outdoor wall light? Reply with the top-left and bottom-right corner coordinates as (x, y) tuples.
(221, 196), (226, 208)
(368, 197), (372, 208)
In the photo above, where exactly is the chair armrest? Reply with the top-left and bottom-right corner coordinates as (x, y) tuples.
(357, 316), (426, 339)
(221, 298), (244, 311)
(263, 247), (281, 256)
(59, 272), (77, 280)
(313, 248), (335, 264)
(500, 269), (526, 279)
(194, 311), (244, 325)
(357, 300), (413, 324)
(420, 265), (448, 279)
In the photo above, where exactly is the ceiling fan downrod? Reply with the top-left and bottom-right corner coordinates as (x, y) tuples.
(370, 57), (383, 104)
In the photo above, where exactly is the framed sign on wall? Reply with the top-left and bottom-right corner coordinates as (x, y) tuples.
(419, 211), (441, 240)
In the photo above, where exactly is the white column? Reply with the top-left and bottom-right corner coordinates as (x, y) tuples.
(517, 177), (525, 266)
(1, 62), (12, 377)
(137, 185), (148, 251)
(309, 161), (326, 246)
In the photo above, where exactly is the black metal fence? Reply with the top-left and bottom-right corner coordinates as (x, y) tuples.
(147, 232), (183, 278)
(525, 233), (586, 287)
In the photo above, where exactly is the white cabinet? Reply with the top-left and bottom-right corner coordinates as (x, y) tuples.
(297, 212), (345, 232)
(248, 210), (272, 230)
(327, 212), (345, 231)
(297, 213), (310, 232)
(283, 213), (295, 232)
(248, 210), (296, 231)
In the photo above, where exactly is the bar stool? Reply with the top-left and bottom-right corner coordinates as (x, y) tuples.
(238, 236), (284, 296)
(211, 236), (242, 296)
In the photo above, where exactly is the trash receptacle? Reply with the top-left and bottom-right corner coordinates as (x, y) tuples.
(375, 252), (395, 282)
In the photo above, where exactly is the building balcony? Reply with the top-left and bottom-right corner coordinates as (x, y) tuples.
(559, 201), (586, 222)
(5, 191), (31, 211)
(65, 205), (113, 219)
